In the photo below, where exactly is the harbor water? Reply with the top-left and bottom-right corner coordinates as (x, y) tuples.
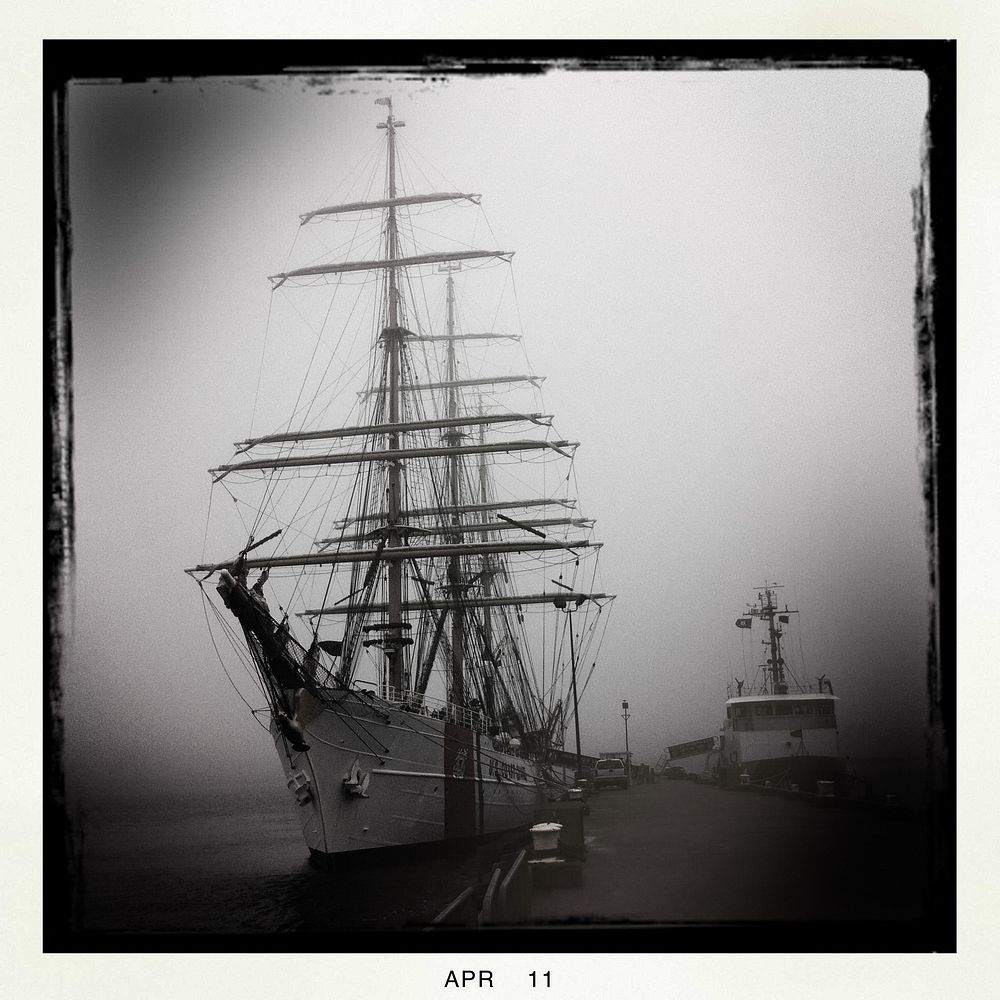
(68, 754), (931, 935)
(73, 786), (488, 933)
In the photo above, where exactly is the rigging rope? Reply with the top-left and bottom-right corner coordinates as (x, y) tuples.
(199, 586), (269, 725)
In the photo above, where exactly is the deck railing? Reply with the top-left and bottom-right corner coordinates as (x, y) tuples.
(351, 682), (496, 734)
(726, 681), (836, 699)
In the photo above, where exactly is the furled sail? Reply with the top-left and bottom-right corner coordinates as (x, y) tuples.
(299, 192), (481, 223)
(270, 249), (512, 287)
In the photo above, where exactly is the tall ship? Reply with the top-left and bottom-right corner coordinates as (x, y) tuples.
(186, 99), (614, 862)
(720, 583), (849, 794)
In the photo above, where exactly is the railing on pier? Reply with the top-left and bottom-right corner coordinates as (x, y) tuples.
(426, 849), (531, 929)
(426, 886), (478, 929)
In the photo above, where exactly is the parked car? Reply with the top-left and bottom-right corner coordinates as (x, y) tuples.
(593, 757), (629, 790)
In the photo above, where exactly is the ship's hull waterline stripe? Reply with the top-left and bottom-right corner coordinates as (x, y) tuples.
(371, 769), (537, 790)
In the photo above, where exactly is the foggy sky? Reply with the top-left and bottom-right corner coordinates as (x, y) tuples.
(61, 68), (931, 802)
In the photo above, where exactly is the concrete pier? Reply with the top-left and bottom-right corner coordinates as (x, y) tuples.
(529, 777), (930, 925)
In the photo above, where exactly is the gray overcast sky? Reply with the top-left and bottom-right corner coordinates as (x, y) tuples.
(62, 67), (931, 800)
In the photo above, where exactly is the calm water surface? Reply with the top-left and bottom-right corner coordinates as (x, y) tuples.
(77, 787), (486, 933)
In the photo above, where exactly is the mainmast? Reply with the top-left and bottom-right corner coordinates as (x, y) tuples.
(379, 98), (406, 694)
(443, 267), (466, 706)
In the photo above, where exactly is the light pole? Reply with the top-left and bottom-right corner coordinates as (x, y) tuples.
(567, 604), (581, 781)
(621, 699), (631, 786)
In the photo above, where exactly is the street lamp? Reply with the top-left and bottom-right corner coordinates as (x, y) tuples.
(621, 699), (631, 784)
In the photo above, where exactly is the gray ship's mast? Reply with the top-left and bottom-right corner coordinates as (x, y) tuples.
(478, 404), (497, 718)
(443, 268), (466, 705)
(749, 582), (797, 695)
(380, 99), (406, 693)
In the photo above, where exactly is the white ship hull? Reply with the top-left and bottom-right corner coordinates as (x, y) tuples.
(727, 727), (842, 769)
(272, 688), (567, 857)
(721, 692), (850, 793)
